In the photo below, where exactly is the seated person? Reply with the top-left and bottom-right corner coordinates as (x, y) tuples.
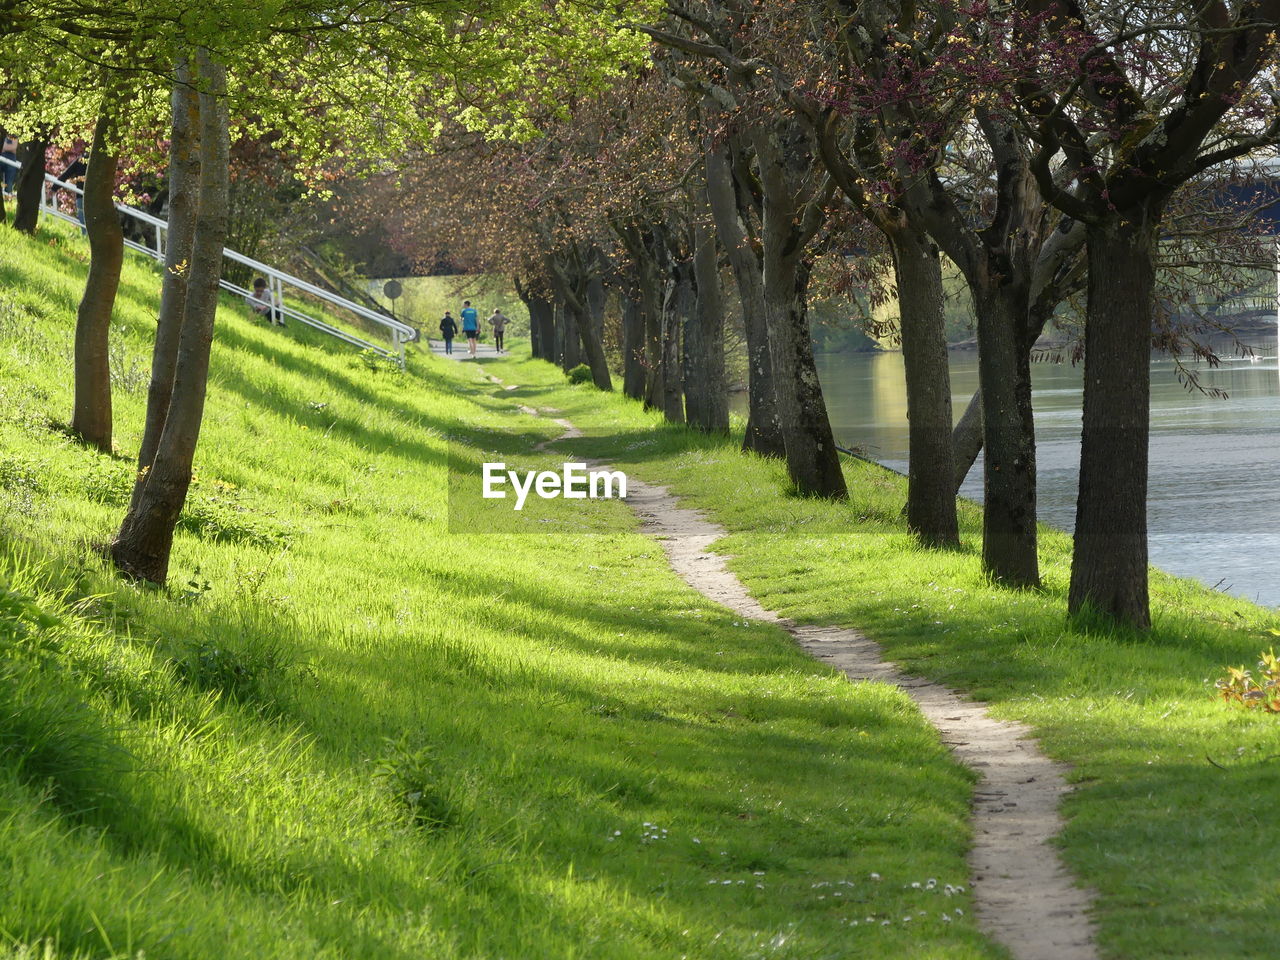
(245, 277), (284, 325)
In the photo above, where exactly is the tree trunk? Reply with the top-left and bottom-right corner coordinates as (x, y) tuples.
(659, 257), (690, 423)
(514, 278), (540, 358)
(952, 300), (1059, 494)
(70, 116), (123, 453)
(557, 300), (581, 371)
(760, 251), (846, 498)
(536, 294), (556, 361)
(1068, 212), (1159, 628)
(639, 248), (665, 412)
(581, 271), (612, 389)
(528, 295), (547, 359)
(586, 274), (606, 342)
(952, 390), (983, 493)
(575, 300), (612, 389)
(12, 138), (48, 234)
(111, 51), (229, 585)
(620, 292), (646, 400)
(702, 133), (784, 457)
(974, 283), (1038, 584)
(889, 229), (956, 539)
(131, 60), (200, 515)
(687, 212), (728, 433)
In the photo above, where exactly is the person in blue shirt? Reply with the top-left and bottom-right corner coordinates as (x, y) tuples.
(460, 301), (480, 356)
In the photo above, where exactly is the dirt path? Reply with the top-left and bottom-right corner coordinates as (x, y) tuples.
(470, 362), (1100, 960)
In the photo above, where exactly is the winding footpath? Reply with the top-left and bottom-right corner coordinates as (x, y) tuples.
(446, 346), (1099, 960)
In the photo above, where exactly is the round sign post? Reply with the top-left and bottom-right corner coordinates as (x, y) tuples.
(382, 279), (403, 318)
(382, 280), (420, 344)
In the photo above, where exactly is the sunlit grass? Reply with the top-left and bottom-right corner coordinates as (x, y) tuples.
(0, 218), (993, 957)
(495, 354), (1280, 960)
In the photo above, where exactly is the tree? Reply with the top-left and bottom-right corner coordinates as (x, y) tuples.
(83, 0), (654, 584)
(643, 12), (849, 498)
(1008, 0), (1280, 626)
(802, 2), (1089, 575)
(70, 112), (124, 452)
(113, 49), (230, 583)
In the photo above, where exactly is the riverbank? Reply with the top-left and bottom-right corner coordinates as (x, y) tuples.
(479, 351), (1280, 960)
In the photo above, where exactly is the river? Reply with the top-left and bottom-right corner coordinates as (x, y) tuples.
(800, 332), (1280, 609)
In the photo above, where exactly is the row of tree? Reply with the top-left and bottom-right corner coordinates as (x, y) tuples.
(4, 1), (1276, 629)
(362, 0), (1280, 630)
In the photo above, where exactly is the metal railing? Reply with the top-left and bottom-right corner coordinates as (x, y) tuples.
(1, 155), (414, 363)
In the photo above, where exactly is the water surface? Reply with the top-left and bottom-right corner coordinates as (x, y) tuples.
(804, 333), (1280, 608)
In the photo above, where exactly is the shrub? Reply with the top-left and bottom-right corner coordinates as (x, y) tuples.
(108, 325), (149, 395)
(371, 734), (458, 829)
(354, 348), (404, 376)
(566, 363), (593, 385)
(80, 457), (133, 506)
(0, 455), (43, 522)
(1215, 647), (1280, 712)
(167, 632), (289, 706)
(179, 481), (293, 550)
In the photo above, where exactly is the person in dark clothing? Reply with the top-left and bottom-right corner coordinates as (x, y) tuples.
(439, 311), (458, 355)
(58, 153), (88, 226)
(1, 136), (17, 194)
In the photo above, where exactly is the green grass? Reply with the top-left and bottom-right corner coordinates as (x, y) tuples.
(486, 355), (1280, 959)
(0, 219), (994, 957)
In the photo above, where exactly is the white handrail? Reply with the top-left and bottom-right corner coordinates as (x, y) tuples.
(1, 154), (412, 362)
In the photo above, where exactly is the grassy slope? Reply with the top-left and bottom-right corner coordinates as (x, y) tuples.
(490, 356), (1280, 959)
(0, 221), (993, 958)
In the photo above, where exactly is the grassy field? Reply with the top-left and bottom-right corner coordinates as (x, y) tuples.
(0, 221), (997, 957)
(484, 355), (1280, 959)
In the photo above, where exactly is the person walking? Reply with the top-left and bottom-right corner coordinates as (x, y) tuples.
(57, 151), (88, 230)
(460, 300), (480, 357)
(439, 311), (458, 355)
(489, 308), (510, 353)
(1, 136), (17, 194)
